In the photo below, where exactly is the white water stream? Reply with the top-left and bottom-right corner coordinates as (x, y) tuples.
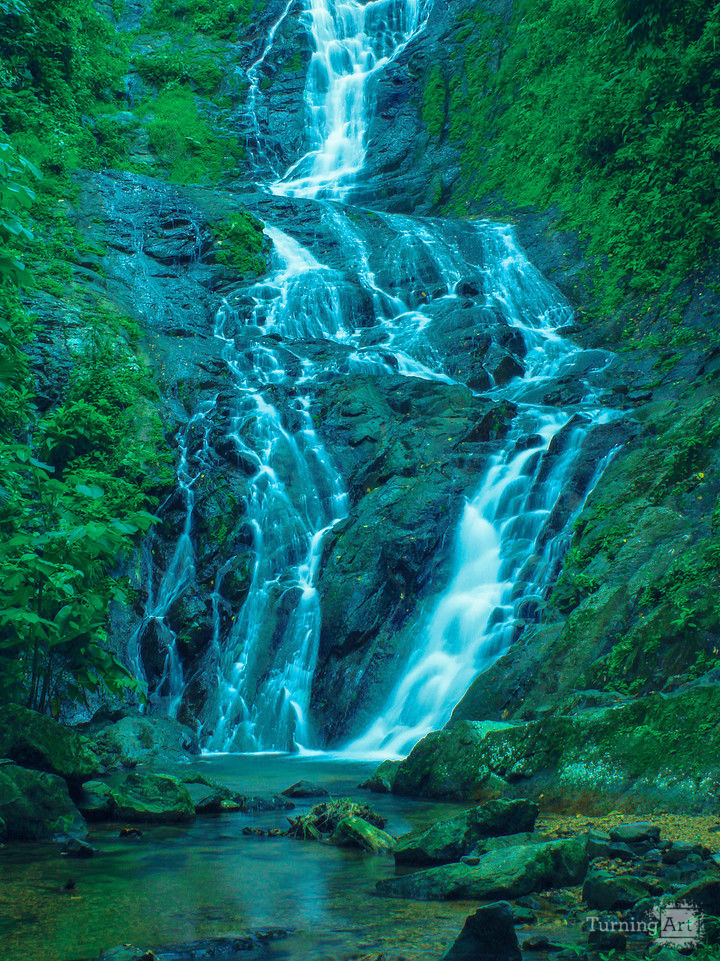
(139, 0), (617, 755)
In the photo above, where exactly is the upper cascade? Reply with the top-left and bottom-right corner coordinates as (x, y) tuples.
(263, 0), (432, 198)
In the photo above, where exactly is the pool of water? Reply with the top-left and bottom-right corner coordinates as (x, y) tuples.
(0, 755), (475, 961)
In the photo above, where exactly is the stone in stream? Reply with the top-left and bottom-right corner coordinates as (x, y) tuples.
(582, 869), (653, 910)
(96, 931), (290, 960)
(675, 874), (720, 915)
(441, 901), (521, 961)
(359, 758), (401, 794)
(330, 815), (395, 853)
(377, 835), (588, 901)
(281, 779), (330, 799)
(0, 761), (87, 840)
(78, 772), (195, 824)
(58, 836), (97, 858)
(394, 797), (539, 866)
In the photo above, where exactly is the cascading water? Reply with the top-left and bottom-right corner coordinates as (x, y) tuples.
(139, 0), (618, 754)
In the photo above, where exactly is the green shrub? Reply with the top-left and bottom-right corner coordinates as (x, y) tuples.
(143, 85), (244, 182)
(213, 210), (268, 276)
(441, 0), (720, 320)
(145, 0), (261, 39)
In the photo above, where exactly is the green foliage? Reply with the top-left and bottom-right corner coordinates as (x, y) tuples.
(142, 85), (244, 183)
(145, 0), (260, 39)
(0, 131), (172, 712)
(0, 0), (129, 176)
(134, 44), (224, 96)
(213, 211), (269, 276)
(441, 0), (720, 319)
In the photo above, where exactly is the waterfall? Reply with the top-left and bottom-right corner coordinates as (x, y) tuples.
(138, 0), (618, 753)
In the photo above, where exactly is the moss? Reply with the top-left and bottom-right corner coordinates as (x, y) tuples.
(421, 65), (447, 138)
(213, 210), (269, 277)
(551, 394), (720, 694)
(141, 86), (245, 183)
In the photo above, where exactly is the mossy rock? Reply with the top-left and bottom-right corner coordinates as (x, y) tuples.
(383, 683), (720, 812)
(0, 704), (100, 790)
(78, 771), (195, 824)
(378, 835), (589, 901)
(331, 815), (395, 854)
(0, 761), (87, 841)
(395, 798), (539, 866)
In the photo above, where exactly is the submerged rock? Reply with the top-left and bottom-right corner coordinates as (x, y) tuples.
(377, 836), (588, 901)
(78, 772), (195, 824)
(281, 780), (330, 799)
(441, 901), (521, 961)
(331, 815), (395, 854)
(0, 704), (100, 790)
(0, 761), (87, 841)
(394, 798), (539, 866)
(96, 931), (290, 960)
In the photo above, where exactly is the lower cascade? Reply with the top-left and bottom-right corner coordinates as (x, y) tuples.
(132, 0), (619, 754)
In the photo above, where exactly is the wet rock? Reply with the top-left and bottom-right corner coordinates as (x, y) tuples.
(441, 901), (521, 961)
(675, 875), (720, 915)
(82, 711), (200, 769)
(609, 822), (660, 845)
(360, 759), (401, 794)
(394, 798), (538, 866)
(0, 762), (87, 841)
(662, 842), (707, 864)
(388, 720), (516, 800)
(59, 836), (96, 858)
(281, 780), (330, 799)
(582, 869), (653, 910)
(97, 931), (290, 960)
(587, 925), (627, 952)
(331, 815), (395, 854)
(386, 685), (720, 811)
(78, 772), (195, 824)
(377, 835), (588, 901)
(522, 936), (564, 952)
(0, 704), (100, 790)
(184, 781), (229, 815)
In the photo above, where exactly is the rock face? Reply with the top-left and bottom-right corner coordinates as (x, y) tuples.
(441, 902), (521, 961)
(394, 798), (538, 866)
(377, 835), (588, 901)
(78, 772), (195, 823)
(378, 684), (720, 812)
(0, 705), (100, 791)
(0, 762), (87, 840)
(80, 712), (199, 768)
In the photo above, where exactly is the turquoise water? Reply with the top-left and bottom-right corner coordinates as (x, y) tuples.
(0, 755), (473, 961)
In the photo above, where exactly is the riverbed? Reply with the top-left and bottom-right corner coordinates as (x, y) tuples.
(0, 755), (474, 961)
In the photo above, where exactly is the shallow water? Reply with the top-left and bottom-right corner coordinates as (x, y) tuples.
(0, 756), (475, 961)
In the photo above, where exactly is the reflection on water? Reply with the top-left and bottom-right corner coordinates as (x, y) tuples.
(0, 756), (472, 961)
